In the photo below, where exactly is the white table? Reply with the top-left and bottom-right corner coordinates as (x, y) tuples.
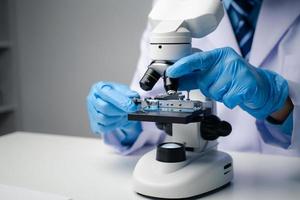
(0, 132), (299, 200)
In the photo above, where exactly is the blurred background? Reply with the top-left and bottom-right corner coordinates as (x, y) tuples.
(0, 0), (152, 137)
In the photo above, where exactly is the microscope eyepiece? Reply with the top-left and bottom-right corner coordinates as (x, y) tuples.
(139, 68), (161, 91)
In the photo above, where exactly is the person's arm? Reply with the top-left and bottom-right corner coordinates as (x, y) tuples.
(268, 96), (294, 124)
(256, 83), (300, 149)
(165, 47), (299, 150)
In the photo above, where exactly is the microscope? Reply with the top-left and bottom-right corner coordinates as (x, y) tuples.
(128, 0), (233, 198)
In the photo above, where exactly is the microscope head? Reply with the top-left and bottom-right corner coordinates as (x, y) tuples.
(139, 0), (224, 93)
(149, 0), (224, 38)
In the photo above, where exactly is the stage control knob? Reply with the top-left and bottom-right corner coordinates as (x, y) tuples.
(201, 115), (232, 140)
(156, 142), (186, 163)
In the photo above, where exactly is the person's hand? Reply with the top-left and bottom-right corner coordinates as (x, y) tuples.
(86, 81), (142, 145)
(166, 47), (289, 119)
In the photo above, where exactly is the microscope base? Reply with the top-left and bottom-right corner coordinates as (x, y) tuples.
(133, 149), (233, 199)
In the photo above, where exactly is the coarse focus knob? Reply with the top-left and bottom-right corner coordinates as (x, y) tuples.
(201, 115), (232, 140)
(156, 142), (186, 163)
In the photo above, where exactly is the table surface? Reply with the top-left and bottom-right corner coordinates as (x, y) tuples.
(0, 132), (300, 200)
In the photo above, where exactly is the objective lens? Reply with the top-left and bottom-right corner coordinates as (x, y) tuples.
(139, 68), (161, 91)
(164, 76), (178, 92)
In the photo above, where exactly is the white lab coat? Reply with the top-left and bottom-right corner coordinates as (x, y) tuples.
(104, 0), (300, 156)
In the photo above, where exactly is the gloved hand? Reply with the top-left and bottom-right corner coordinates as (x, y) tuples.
(86, 81), (142, 146)
(166, 47), (289, 119)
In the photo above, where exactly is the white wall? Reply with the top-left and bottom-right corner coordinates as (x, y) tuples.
(15, 0), (152, 136)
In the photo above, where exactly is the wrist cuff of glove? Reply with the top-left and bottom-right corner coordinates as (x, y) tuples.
(242, 69), (289, 120)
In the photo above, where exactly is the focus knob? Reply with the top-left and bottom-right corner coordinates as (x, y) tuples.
(156, 142), (186, 163)
(201, 115), (232, 140)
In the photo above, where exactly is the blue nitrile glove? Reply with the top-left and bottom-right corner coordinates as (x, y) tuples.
(166, 47), (289, 119)
(86, 81), (142, 146)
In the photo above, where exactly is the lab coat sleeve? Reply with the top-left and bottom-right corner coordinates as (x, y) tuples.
(255, 14), (300, 152)
(287, 80), (300, 150)
(256, 80), (300, 152)
(256, 113), (292, 149)
(102, 23), (166, 155)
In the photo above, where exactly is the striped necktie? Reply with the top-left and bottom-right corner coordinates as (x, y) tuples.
(226, 0), (262, 59)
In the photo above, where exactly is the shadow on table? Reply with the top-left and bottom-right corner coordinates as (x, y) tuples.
(133, 183), (232, 200)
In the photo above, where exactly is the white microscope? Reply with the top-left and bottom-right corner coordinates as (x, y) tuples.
(128, 0), (234, 198)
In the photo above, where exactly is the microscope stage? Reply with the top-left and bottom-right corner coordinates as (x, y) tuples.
(128, 110), (206, 124)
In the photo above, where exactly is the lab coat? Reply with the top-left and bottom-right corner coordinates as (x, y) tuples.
(104, 0), (300, 156)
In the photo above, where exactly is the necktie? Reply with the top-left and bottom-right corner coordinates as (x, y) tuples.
(226, 0), (261, 59)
